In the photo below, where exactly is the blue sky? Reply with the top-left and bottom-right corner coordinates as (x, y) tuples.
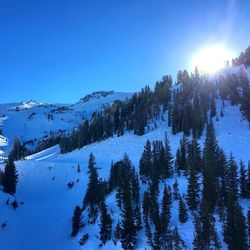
(0, 0), (250, 103)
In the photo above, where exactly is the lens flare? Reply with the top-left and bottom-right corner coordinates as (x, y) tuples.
(191, 44), (234, 74)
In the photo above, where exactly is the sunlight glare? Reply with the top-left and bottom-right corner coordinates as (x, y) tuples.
(191, 44), (233, 74)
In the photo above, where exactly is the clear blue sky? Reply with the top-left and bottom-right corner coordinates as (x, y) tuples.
(1, 0), (250, 103)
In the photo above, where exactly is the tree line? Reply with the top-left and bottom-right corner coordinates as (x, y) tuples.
(70, 122), (250, 249)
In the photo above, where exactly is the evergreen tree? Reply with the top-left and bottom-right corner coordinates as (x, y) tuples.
(178, 195), (188, 223)
(139, 140), (152, 181)
(99, 200), (112, 245)
(71, 205), (83, 237)
(2, 157), (18, 195)
(223, 154), (248, 250)
(192, 94), (204, 138)
(187, 162), (200, 211)
(161, 185), (172, 234)
(202, 121), (219, 212)
(193, 200), (221, 249)
(210, 96), (217, 118)
(121, 176), (137, 250)
(223, 199), (248, 250)
(83, 153), (103, 208)
(162, 132), (174, 179)
(240, 161), (248, 199)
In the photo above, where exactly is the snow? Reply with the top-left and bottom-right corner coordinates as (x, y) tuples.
(0, 69), (250, 249)
(0, 97), (250, 250)
(0, 92), (132, 154)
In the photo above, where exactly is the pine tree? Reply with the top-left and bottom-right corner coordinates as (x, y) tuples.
(187, 166), (200, 212)
(180, 137), (188, 174)
(121, 177), (137, 250)
(131, 168), (141, 230)
(192, 94), (204, 138)
(224, 154), (248, 250)
(202, 121), (219, 212)
(210, 96), (217, 118)
(193, 200), (221, 249)
(114, 221), (122, 243)
(178, 195), (188, 223)
(2, 157), (18, 195)
(223, 200), (248, 250)
(162, 132), (174, 179)
(239, 161), (248, 199)
(71, 206), (83, 237)
(161, 185), (172, 234)
(139, 140), (152, 181)
(83, 153), (102, 208)
(99, 200), (112, 245)
(83, 153), (103, 224)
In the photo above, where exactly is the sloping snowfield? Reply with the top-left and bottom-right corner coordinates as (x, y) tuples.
(0, 98), (250, 250)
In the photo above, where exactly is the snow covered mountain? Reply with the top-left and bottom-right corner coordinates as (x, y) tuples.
(0, 91), (132, 154)
(0, 65), (250, 250)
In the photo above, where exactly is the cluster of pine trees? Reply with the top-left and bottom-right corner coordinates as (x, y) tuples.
(60, 59), (250, 155)
(71, 119), (250, 249)
(232, 45), (250, 67)
(60, 76), (172, 153)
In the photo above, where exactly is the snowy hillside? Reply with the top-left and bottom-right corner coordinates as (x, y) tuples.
(1, 63), (250, 250)
(0, 91), (132, 154)
(0, 97), (250, 250)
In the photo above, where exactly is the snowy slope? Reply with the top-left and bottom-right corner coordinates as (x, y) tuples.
(0, 98), (250, 250)
(0, 92), (132, 154)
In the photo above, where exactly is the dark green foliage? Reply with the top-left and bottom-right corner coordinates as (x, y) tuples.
(83, 153), (103, 208)
(99, 201), (112, 245)
(121, 175), (137, 249)
(202, 121), (219, 212)
(9, 137), (27, 160)
(2, 157), (18, 195)
(139, 140), (152, 181)
(71, 206), (83, 237)
(178, 195), (188, 223)
(223, 154), (248, 250)
(193, 200), (221, 250)
(192, 94), (204, 138)
(161, 185), (172, 233)
(210, 96), (217, 118)
(240, 161), (248, 199)
(187, 139), (201, 211)
(162, 132), (174, 179)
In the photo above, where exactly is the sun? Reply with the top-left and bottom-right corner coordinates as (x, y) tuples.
(191, 44), (234, 74)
